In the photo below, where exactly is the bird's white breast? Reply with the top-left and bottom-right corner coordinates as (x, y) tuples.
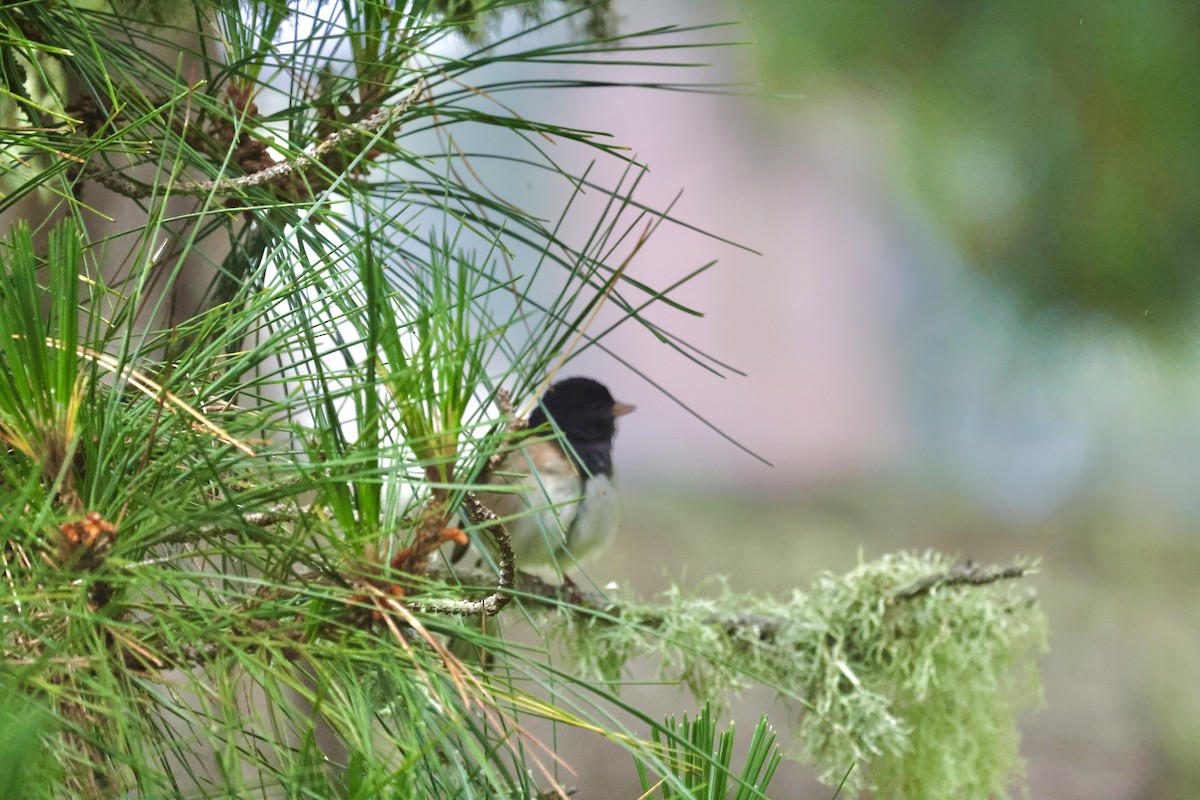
(475, 440), (621, 573)
(563, 473), (620, 563)
(509, 470), (620, 569)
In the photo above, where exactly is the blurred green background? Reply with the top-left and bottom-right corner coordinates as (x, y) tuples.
(744, 1), (1200, 337)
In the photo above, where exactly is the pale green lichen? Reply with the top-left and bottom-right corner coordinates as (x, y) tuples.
(552, 551), (1048, 799)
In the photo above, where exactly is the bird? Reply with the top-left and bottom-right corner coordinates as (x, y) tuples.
(468, 376), (635, 574)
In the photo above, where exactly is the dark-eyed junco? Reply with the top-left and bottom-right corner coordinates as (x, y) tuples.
(472, 376), (634, 573)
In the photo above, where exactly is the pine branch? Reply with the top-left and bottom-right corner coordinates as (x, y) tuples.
(88, 78), (425, 199)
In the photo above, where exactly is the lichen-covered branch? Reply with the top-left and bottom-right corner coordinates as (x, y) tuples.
(535, 551), (1046, 799)
(431, 557), (1031, 634)
(407, 491), (514, 617)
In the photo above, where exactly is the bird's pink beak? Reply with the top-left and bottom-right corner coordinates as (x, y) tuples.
(612, 402), (636, 418)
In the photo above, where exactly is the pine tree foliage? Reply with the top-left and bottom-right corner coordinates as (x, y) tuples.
(0, 2), (1046, 798)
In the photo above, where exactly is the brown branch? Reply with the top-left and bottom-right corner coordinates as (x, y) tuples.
(889, 560), (1030, 601)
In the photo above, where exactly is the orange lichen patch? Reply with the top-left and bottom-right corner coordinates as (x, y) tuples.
(58, 512), (118, 569)
(440, 527), (469, 547)
(389, 521), (468, 577)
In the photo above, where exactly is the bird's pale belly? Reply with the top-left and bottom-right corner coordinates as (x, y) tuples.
(562, 473), (620, 562)
(498, 472), (620, 571)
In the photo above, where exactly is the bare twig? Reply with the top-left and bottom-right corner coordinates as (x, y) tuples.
(890, 561), (1030, 601)
(408, 491), (514, 616)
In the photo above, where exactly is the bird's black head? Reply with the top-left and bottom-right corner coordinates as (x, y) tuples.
(529, 377), (634, 474)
